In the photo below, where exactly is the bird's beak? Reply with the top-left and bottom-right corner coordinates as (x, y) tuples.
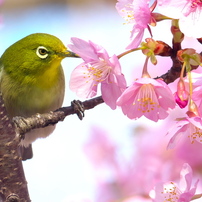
(59, 50), (80, 58)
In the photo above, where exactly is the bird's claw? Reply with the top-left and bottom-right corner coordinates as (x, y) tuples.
(71, 100), (85, 120)
(12, 116), (27, 140)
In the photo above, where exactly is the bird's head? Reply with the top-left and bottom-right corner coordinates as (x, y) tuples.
(0, 33), (78, 77)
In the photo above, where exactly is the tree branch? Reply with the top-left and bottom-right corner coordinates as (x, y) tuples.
(0, 94), (30, 202)
(14, 96), (104, 136)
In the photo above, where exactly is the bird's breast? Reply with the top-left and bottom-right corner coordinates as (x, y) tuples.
(0, 64), (65, 118)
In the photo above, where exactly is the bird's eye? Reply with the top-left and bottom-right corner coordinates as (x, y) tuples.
(36, 46), (49, 59)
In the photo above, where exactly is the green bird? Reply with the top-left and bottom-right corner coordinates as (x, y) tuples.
(0, 33), (78, 160)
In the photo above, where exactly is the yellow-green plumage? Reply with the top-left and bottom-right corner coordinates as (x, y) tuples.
(0, 33), (77, 160)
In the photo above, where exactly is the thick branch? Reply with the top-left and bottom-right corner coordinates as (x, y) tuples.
(0, 94), (30, 202)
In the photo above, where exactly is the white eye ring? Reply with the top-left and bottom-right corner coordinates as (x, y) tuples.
(36, 46), (49, 59)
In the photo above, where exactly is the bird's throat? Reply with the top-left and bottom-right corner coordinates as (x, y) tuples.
(36, 60), (63, 89)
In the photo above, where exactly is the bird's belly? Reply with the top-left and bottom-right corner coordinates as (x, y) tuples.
(25, 85), (64, 115)
(0, 67), (65, 145)
(10, 82), (64, 117)
(23, 82), (65, 146)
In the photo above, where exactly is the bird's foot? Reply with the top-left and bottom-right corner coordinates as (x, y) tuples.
(71, 100), (85, 120)
(12, 116), (28, 140)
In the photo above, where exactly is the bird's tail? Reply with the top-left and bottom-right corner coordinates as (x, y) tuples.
(18, 144), (33, 160)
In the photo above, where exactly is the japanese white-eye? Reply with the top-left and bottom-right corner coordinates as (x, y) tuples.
(0, 33), (78, 160)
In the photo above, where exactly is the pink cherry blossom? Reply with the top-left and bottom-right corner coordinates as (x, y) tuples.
(175, 92), (189, 108)
(167, 116), (202, 149)
(116, 0), (156, 49)
(158, 0), (202, 38)
(174, 78), (189, 108)
(68, 37), (127, 110)
(153, 163), (199, 202)
(117, 78), (176, 122)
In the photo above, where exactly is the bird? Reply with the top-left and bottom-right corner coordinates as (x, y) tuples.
(0, 33), (78, 160)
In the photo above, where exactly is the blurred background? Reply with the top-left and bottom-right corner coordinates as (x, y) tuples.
(1, 0), (202, 202)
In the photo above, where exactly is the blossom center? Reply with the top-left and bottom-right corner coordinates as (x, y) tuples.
(134, 84), (160, 113)
(84, 61), (111, 83)
(121, 4), (135, 24)
(161, 182), (180, 202)
(190, 126), (202, 143)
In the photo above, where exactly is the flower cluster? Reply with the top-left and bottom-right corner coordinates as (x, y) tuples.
(68, 38), (176, 122)
(83, 126), (202, 202)
(67, 1), (202, 200)
(67, 0), (202, 148)
(68, 1), (202, 131)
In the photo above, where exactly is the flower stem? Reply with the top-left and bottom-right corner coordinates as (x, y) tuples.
(180, 62), (186, 78)
(117, 48), (140, 59)
(142, 56), (150, 78)
(188, 71), (193, 98)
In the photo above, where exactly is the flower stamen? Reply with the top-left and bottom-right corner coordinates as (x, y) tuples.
(189, 126), (202, 143)
(120, 3), (135, 24)
(134, 84), (160, 113)
(162, 182), (180, 202)
(83, 61), (111, 83)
